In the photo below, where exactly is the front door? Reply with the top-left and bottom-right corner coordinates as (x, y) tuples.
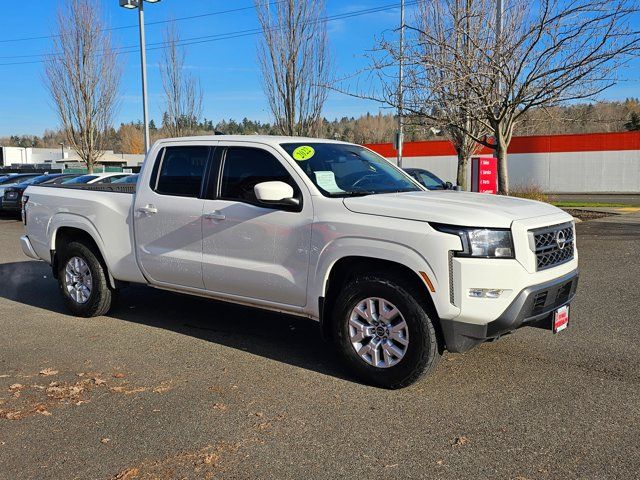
(201, 145), (312, 307)
(134, 145), (212, 289)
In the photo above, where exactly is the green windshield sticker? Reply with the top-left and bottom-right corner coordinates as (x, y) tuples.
(292, 145), (315, 161)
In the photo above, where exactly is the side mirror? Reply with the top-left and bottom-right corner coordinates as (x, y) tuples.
(254, 181), (299, 207)
(445, 181), (454, 190)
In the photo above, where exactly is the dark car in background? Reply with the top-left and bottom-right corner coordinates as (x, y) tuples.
(1, 174), (78, 213)
(403, 168), (457, 190)
(0, 174), (44, 207)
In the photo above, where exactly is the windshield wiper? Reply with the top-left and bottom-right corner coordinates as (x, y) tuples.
(329, 190), (376, 197)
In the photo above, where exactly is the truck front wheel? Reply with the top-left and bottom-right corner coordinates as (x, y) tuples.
(333, 274), (441, 389)
(57, 241), (115, 317)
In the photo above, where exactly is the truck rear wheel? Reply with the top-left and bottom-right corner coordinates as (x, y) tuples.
(57, 241), (114, 317)
(333, 274), (441, 389)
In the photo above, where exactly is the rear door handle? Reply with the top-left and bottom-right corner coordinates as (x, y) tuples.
(204, 211), (226, 221)
(137, 204), (158, 215)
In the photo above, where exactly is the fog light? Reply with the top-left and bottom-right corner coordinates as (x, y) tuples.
(469, 288), (504, 298)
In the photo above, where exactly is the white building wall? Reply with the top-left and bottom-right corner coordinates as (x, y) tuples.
(387, 150), (640, 193)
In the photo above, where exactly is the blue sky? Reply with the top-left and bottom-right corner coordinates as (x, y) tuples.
(0, 0), (638, 137)
(0, 0), (403, 136)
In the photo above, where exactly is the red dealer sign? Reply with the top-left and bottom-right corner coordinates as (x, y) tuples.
(471, 156), (497, 194)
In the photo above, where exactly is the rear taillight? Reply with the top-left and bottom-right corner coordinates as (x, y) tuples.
(22, 195), (29, 225)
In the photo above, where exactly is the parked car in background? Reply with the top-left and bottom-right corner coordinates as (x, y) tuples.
(0, 173), (43, 202)
(112, 174), (139, 184)
(62, 172), (132, 185)
(21, 135), (578, 389)
(1, 174), (78, 213)
(404, 168), (456, 190)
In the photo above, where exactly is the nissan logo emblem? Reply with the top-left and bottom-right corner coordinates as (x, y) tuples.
(556, 230), (567, 250)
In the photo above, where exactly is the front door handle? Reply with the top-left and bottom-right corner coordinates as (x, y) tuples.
(204, 211), (226, 221)
(137, 204), (158, 215)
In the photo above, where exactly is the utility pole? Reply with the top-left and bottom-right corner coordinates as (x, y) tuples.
(495, 0), (503, 94)
(494, 0), (503, 158)
(396, 0), (405, 168)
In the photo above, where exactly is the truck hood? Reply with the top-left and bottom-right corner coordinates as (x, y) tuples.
(342, 190), (563, 228)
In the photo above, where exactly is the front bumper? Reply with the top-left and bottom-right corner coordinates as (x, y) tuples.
(440, 269), (579, 353)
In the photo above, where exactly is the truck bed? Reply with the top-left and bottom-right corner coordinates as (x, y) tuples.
(24, 183), (146, 284)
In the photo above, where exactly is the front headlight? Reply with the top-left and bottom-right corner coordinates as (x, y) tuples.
(432, 224), (514, 258)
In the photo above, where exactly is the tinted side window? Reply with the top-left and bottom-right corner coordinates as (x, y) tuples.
(220, 147), (297, 203)
(155, 146), (209, 197)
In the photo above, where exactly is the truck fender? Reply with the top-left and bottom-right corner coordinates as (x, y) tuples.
(307, 237), (442, 320)
(47, 213), (117, 289)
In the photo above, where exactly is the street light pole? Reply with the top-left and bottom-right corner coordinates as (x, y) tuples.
(138, 1), (150, 153)
(120, 0), (160, 153)
(397, 0), (405, 168)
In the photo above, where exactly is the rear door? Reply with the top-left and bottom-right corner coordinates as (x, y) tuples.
(134, 144), (213, 289)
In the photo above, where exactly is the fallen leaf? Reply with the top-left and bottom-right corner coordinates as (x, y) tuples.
(39, 368), (59, 376)
(384, 464), (399, 468)
(93, 378), (106, 386)
(4, 411), (23, 420)
(152, 383), (172, 394)
(114, 467), (139, 480)
(101, 438), (110, 444)
(110, 386), (147, 395)
(212, 403), (227, 411)
(8, 384), (23, 391)
(436, 459), (444, 466)
(113, 373), (126, 379)
(0, 375), (10, 378)
(452, 435), (469, 447)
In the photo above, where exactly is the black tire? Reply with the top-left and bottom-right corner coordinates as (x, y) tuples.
(333, 274), (441, 389)
(57, 241), (115, 317)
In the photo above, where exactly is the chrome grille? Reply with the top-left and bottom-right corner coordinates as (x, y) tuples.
(531, 222), (575, 271)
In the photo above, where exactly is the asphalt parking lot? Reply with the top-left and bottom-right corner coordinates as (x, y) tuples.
(0, 214), (639, 479)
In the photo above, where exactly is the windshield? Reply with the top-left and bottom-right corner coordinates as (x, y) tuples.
(16, 175), (57, 187)
(280, 143), (422, 197)
(0, 175), (33, 185)
(113, 175), (138, 184)
(63, 175), (98, 184)
(411, 170), (446, 190)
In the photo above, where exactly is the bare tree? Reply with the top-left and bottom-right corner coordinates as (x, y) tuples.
(160, 22), (203, 137)
(421, 0), (640, 193)
(407, 0), (491, 190)
(255, 0), (331, 136)
(334, 0), (490, 189)
(43, 0), (121, 173)
(341, 0), (639, 193)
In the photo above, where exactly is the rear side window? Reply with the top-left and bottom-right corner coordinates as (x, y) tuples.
(220, 147), (297, 203)
(154, 146), (209, 197)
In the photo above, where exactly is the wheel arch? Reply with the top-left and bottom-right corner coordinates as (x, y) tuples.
(319, 255), (441, 344)
(51, 225), (116, 289)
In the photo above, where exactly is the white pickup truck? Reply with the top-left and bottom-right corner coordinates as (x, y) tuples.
(20, 136), (578, 388)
